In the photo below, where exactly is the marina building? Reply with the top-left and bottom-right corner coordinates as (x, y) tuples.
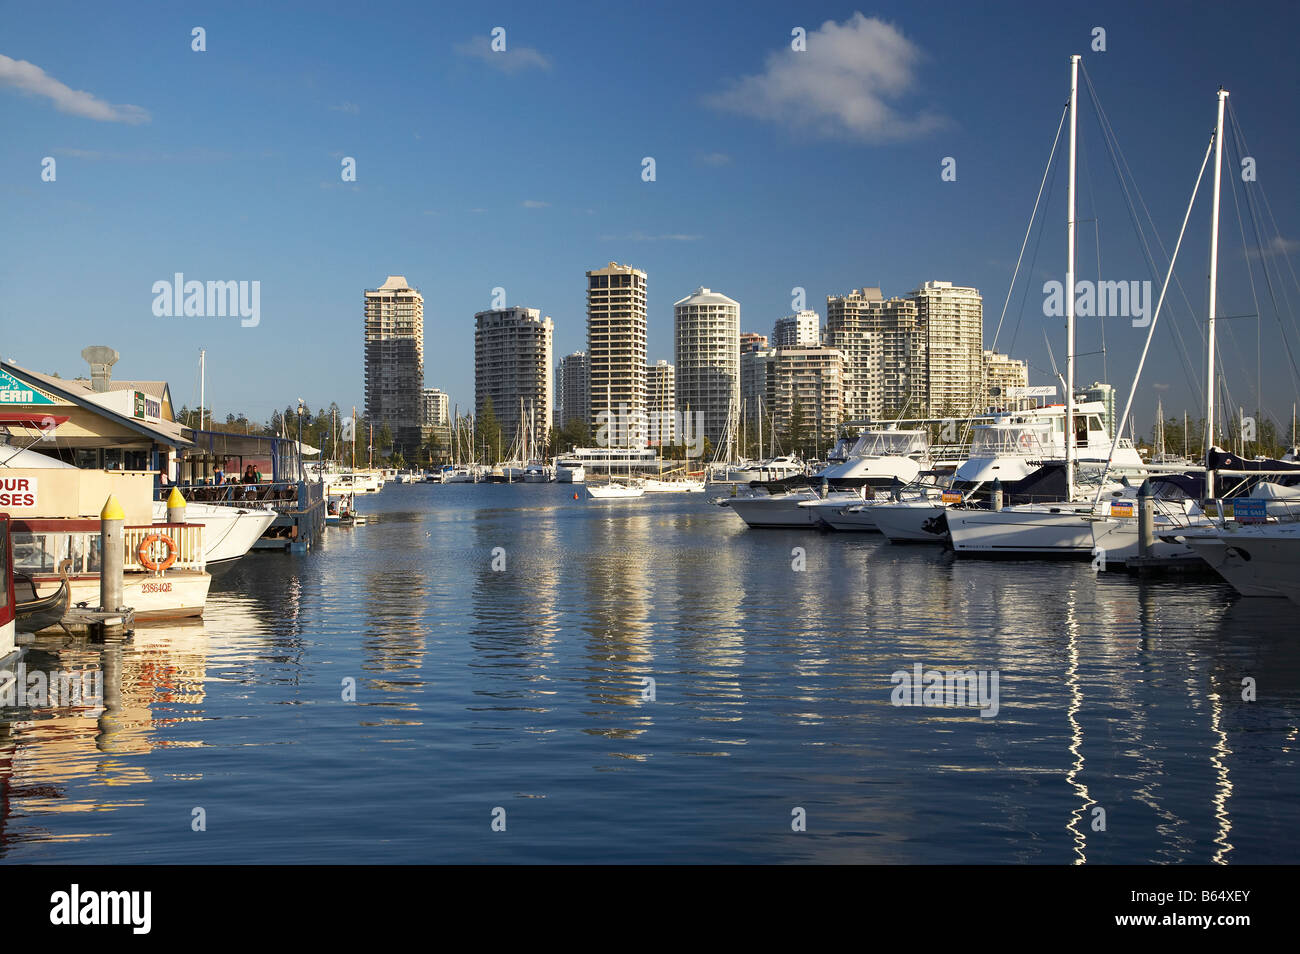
(474, 306), (554, 455)
(586, 262), (648, 434)
(981, 351), (1029, 410)
(555, 351), (589, 430)
(673, 286), (740, 447)
(646, 360), (676, 446)
(740, 332), (769, 354)
(364, 275), (425, 456)
(772, 310), (821, 349)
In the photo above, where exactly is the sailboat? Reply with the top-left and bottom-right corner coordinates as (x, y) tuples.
(586, 382), (645, 498)
(947, 54), (1140, 557)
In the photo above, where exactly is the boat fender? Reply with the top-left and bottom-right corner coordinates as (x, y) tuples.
(137, 533), (179, 572)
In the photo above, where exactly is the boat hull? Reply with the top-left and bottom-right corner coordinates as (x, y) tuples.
(1181, 528), (1300, 600)
(871, 502), (951, 543)
(32, 570), (211, 628)
(948, 505), (1097, 558)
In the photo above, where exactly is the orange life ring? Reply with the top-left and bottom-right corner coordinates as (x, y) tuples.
(137, 532), (178, 571)
(1018, 433), (1033, 451)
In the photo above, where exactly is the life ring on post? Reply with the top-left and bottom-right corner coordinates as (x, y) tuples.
(137, 532), (178, 571)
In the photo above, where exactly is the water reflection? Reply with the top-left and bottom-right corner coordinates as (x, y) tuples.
(0, 484), (1295, 862)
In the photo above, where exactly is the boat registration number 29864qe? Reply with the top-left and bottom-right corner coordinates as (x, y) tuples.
(0, 477), (37, 508)
(141, 581), (173, 594)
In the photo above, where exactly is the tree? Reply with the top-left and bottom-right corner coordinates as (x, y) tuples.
(783, 400), (809, 458)
(475, 397), (503, 463)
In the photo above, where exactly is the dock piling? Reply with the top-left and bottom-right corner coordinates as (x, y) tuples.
(1137, 480), (1154, 559)
(99, 494), (124, 613)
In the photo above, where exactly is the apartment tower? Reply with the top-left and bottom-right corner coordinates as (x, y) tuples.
(364, 275), (425, 455)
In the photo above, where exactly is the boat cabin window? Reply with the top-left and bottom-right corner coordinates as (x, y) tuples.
(11, 532), (100, 575)
(1074, 416), (1088, 447)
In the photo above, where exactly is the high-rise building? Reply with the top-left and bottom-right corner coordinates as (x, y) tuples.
(912, 281), (983, 417)
(422, 387), (449, 427)
(825, 288), (889, 422)
(740, 332), (769, 354)
(674, 286), (739, 447)
(364, 275), (425, 454)
(1080, 381), (1117, 438)
(772, 310), (821, 348)
(647, 360), (676, 446)
(740, 347), (775, 449)
(555, 351), (589, 431)
(474, 306), (554, 455)
(981, 351), (1029, 410)
(826, 281), (984, 420)
(770, 347), (846, 448)
(587, 262), (648, 435)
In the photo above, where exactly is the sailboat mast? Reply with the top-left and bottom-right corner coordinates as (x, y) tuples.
(1064, 53), (1080, 502)
(198, 349), (206, 431)
(1205, 87), (1229, 498)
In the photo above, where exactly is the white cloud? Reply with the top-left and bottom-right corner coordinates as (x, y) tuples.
(697, 152), (732, 166)
(0, 53), (149, 124)
(1248, 235), (1300, 259)
(454, 37), (552, 73)
(704, 13), (945, 142)
(330, 101), (360, 115)
(521, 199), (550, 208)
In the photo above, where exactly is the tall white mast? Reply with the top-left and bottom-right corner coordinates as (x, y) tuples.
(1065, 53), (1080, 501)
(1205, 87), (1229, 498)
(198, 349), (206, 431)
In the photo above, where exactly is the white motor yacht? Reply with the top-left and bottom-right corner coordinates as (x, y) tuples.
(1179, 520), (1300, 602)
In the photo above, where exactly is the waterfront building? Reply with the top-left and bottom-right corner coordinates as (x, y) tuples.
(587, 262), (647, 434)
(826, 281), (984, 420)
(422, 388), (449, 428)
(647, 360), (676, 446)
(474, 306), (554, 455)
(772, 310), (821, 349)
(674, 286), (740, 447)
(825, 288), (889, 422)
(912, 280), (983, 417)
(555, 351), (589, 430)
(740, 347), (775, 434)
(740, 332), (769, 354)
(769, 347), (846, 448)
(364, 275), (425, 455)
(981, 351), (1029, 410)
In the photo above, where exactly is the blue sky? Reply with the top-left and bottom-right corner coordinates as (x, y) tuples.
(2, 0), (1298, 438)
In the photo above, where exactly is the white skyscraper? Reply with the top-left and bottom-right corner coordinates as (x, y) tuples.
(674, 286), (740, 448)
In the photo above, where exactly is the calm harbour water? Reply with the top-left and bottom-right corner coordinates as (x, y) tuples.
(2, 482), (1297, 864)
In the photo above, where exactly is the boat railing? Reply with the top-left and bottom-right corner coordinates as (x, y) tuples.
(125, 522), (207, 573)
(159, 481), (299, 510)
(10, 519), (206, 575)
